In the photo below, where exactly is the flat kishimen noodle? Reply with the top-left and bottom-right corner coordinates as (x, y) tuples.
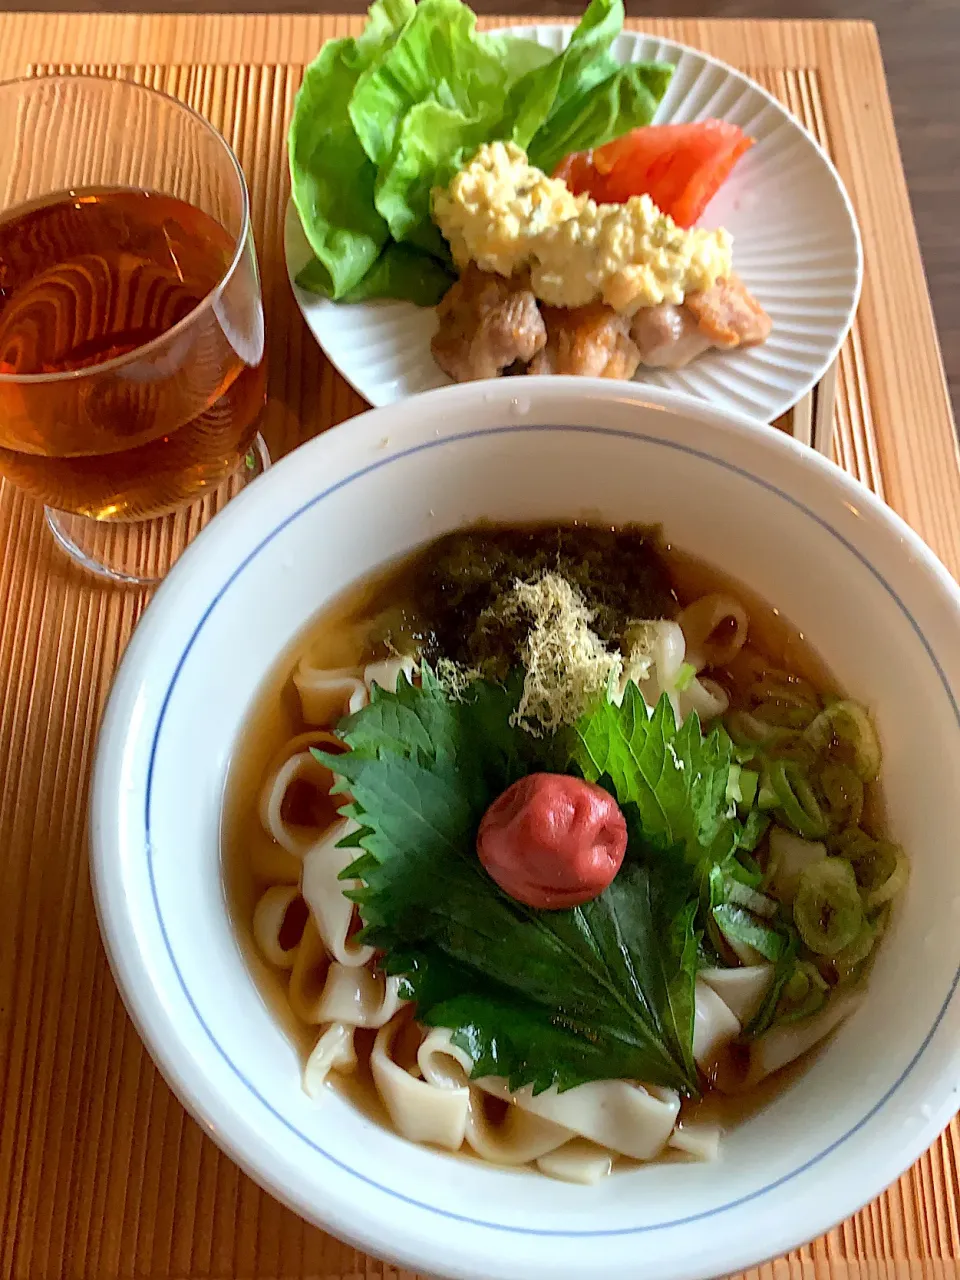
(294, 662), (367, 726)
(316, 962), (404, 1028)
(287, 917), (331, 1024)
(679, 673), (729, 721)
(258, 731), (344, 856)
(748, 991), (865, 1083)
(372, 1017), (471, 1151)
(223, 521), (907, 1184)
(252, 885), (306, 969)
(465, 1093), (574, 1165)
(476, 1078), (681, 1161)
(677, 592), (749, 670)
(304, 1022), (357, 1098)
(417, 1027), (473, 1088)
(536, 1139), (614, 1185)
(301, 818), (374, 968)
(668, 1122), (722, 1162)
(692, 981), (741, 1071)
(699, 964), (774, 1025)
(364, 654), (417, 694)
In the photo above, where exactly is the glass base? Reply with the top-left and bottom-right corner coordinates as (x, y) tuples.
(44, 433), (271, 587)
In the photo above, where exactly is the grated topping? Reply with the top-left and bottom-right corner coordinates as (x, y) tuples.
(493, 572), (623, 734)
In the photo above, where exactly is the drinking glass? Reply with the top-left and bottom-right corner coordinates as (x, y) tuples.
(0, 75), (269, 585)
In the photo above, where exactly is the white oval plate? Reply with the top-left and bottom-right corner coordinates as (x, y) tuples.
(285, 26), (862, 421)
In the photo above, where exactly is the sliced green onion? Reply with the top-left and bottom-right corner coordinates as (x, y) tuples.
(738, 851), (765, 885)
(804, 700), (881, 781)
(706, 912), (736, 965)
(760, 841), (780, 892)
(712, 903), (785, 961)
(803, 958), (830, 993)
(750, 673), (821, 710)
(818, 762), (865, 831)
(723, 878), (778, 919)
(770, 759), (828, 838)
(738, 768), (759, 810)
(675, 661), (696, 692)
(739, 808), (771, 854)
(766, 730), (819, 767)
(829, 826), (877, 862)
(793, 858), (864, 957)
(748, 671), (821, 733)
(726, 764), (743, 806)
(726, 710), (782, 746)
(780, 986), (828, 1023)
(831, 918), (877, 980)
(872, 897), (892, 924)
(862, 846), (909, 911)
(757, 771), (779, 811)
(838, 836), (909, 911)
(778, 960), (829, 1023)
(780, 960), (825, 1004)
(847, 837), (894, 891)
(782, 966), (811, 1005)
(752, 700), (819, 730)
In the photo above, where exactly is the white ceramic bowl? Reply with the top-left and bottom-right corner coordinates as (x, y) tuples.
(91, 379), (960, 1280)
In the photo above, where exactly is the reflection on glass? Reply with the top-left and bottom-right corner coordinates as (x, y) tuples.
(0, 75), (269, 584)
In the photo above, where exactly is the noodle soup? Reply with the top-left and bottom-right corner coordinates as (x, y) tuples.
(222, 523), (905, 1184)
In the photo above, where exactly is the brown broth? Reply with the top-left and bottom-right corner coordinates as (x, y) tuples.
(220, 524), (848, 1163)
(0, 188), (266, 518)
(665, 545), (837, 694)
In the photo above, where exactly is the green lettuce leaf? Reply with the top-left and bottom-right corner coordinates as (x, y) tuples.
(373, 100), (493, 251)
(353, 0), (553, 248)
(316, 670), (705, 1095)
(527, 59), (676, 177)
(478, 28), (559, 81)
(348, 0), (534, 247)
(288, 0), (674, 304)
(288, 0), (414, 298)
(296, 242), (455, 305)
(497, 0), (624, 149)
(349, 0), (532, 169)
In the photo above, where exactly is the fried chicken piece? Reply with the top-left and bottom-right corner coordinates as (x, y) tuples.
(629, 304), (712, 370)
(685, 274), (772, 349)
(630, 275), (772, 369)
(432, 264), (546, 382)
(528, 302), (642, 379)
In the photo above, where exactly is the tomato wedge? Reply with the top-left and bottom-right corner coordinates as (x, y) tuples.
(554, 120), (753, 229)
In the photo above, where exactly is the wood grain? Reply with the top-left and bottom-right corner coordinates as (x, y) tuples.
(0, 15), (957, 1280)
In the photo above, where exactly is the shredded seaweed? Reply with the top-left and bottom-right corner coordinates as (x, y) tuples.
(406, 522), (676, 679)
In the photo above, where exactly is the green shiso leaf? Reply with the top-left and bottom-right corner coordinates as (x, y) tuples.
(313, 668), (771, 1096)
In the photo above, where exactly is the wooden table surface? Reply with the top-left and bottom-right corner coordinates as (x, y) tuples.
(6, 0), (953, 422)
(0, 11), (956, 1280)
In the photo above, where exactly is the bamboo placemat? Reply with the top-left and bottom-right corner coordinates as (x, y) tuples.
(0, 13), (958, 1280)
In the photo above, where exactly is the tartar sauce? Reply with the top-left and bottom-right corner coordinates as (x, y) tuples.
(432, 141), (733, 313)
